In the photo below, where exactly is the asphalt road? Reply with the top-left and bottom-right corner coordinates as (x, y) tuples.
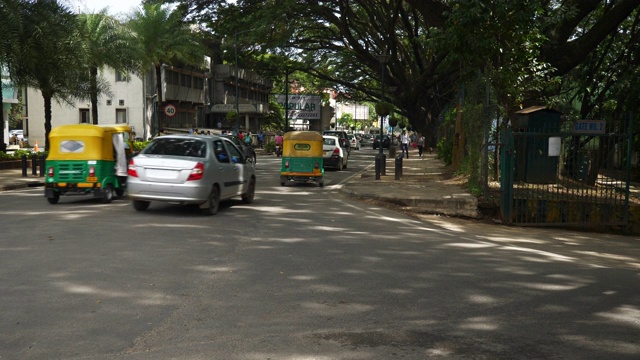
(1, 149), (639, 359)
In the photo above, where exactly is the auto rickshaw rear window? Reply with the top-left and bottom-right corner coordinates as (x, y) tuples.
(294, 143), (311, 151)
(60, 140), (86, 153)
(143, 138), (207, 158)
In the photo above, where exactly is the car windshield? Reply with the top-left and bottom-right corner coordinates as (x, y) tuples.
(143, 138), (207, 158)
(323, 138), (336, 146)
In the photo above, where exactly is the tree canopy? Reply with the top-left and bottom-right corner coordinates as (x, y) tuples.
(181, 0), (640, 133)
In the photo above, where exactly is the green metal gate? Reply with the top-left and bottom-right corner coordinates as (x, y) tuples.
(500, 118), (633, 227)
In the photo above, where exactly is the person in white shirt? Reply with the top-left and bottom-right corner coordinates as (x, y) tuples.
(400, 130), (410, 158)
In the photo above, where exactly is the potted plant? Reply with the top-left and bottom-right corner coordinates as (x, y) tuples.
(375, 101), (393, 117)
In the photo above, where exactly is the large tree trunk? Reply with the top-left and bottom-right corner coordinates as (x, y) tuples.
(90, 66), (99, 124)
(43, 93), (52, 152)
(155, 65), (163, 103)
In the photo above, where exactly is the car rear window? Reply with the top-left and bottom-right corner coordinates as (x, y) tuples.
(323, 138), (336, 145)
(143, 138), (207, 158)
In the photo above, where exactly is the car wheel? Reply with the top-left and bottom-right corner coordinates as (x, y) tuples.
(102, 184), (114, 204)
(242, 177), (256, 204)
(202, 185), (220, 216)
(47, 191), (60, 204)
(133, 200), (150, 211)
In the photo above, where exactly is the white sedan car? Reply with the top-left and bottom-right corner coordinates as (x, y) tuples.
(348, 134), (360, 150)
(322, 135), (348, 170)
(127, 135), (256, 215)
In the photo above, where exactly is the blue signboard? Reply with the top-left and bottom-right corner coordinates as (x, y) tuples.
(573, 120), (605, 134)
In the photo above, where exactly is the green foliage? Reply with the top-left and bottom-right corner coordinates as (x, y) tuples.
(375, 102), (393, 116)
(0, 150), (42, 160)
(338, 113), (353, 129)
(133, 141), (150, 152)
(264, 141), (276, 154)
(435, 137), (453, 165)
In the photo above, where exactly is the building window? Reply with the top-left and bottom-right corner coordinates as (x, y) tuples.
(116, 109), (127, 124)
(119, 100), (125, 106)
(79, 109), (90, 124)
(181, 73), (192, 88)
(194, 77), (203, 89)
(106, 99), (112, 106)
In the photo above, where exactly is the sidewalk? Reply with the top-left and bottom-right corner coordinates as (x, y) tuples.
(0, 168), (45, 191)
(339, 151), (481, 219)
(0, 150), (480, 219)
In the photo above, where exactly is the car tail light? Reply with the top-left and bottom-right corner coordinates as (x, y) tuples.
(333, 148), (340, 155)
(127, 159), (138, 177)
(89, 166), (95, 177)
(285, 161), (290, 169)
(187, 162), (205, 181)
(47, 166), (54, 178)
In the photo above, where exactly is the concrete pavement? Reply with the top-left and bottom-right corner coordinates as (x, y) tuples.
(0, 150), (481, 219)
(338, 151), (481, 218)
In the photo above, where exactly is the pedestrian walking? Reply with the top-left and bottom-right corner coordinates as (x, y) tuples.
(258, 131), (264, 148)
(417, 132), (425, 158)
(400, 130), (410, 158)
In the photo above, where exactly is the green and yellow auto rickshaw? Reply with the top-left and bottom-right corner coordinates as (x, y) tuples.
(44, 124), (133, 204)
(280, 131), (324, 187)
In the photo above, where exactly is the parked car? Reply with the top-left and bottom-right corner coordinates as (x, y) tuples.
(221, 134), (256, 166)
(348, 134), (360, 150)
(322, 130), (351, 153)
(359, 134), (373, 147)
(372, 135), (392, 149)
(322, 135), (348, 170)
(127, 135), (256, 215)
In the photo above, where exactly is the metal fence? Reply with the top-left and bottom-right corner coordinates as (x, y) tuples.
(500, 118), (633, 227)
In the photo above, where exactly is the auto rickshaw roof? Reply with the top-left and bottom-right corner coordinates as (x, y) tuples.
(49, 124), (132, 138)
(283, 131), (323, 141)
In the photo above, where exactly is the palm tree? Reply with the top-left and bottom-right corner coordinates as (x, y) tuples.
(11, 0), (86, 151)
(77, 10), (139, 124)
(0, 0), (21, 151)
(127, 2), (205, 132)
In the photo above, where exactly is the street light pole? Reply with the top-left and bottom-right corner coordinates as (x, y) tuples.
(376, 52), (390, 179)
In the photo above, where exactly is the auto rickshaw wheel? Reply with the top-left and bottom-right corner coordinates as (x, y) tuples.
(47, 191), (60, 204)
(242, 177), (256, 204)
(133, 200), (150, 211)
(202, 185), (220, 216)
(319, 179), (324, 187)
(102, 185), (114, 204)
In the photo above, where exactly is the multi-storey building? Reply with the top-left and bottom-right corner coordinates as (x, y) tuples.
(24, 60), (273, 146)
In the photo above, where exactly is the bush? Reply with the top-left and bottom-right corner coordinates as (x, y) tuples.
(0, 149), (41, 160)
(133, 141), (150, 152)
(264, 141), (276, 153)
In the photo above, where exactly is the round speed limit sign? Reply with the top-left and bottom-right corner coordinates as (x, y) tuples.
(164, 104), (177, 117)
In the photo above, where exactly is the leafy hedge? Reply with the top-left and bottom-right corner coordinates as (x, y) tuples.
(0, 150), (41, 160)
